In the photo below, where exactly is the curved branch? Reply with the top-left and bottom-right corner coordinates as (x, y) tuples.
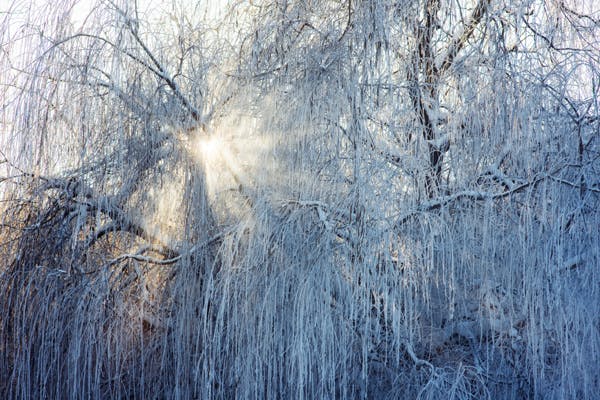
(47, 30), (201, 124)
(105, 231), (224, 268)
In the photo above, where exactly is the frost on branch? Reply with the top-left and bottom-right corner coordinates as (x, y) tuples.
(0, 0), (599, 399)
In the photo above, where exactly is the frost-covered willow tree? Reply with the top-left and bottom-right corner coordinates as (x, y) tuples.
(1, 0), (598, 399)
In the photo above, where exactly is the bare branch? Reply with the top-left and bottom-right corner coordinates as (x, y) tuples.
(439, 0), (491, 73)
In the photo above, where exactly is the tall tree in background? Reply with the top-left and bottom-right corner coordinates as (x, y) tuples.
(1, 0), (599, 399)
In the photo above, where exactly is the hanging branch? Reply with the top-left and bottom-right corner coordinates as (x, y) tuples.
(106, 0), (202, 124)
(36, 176), (178, 258)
